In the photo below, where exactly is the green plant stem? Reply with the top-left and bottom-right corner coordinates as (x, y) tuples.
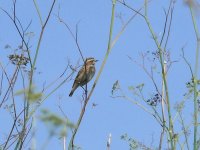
(159, 62), (167, 150)
(144, 1), (175, 149)
(179, 111), (190, 150)
(189, 6), (200, 150)
(146, 16), (174, 150)
(68, 0), (116, 149)
(33, 0), (43, 26)
(14, 1), (56, 149)
(117, 0), (175, 148)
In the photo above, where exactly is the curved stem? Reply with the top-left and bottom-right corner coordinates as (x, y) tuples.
(189, 5), (200, 150)
(68, 0), (117, 149)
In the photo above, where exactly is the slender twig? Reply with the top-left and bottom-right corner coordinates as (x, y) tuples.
(164, 2), (175, 51)
(57, 11), (84, 62)
(32, 0), (43, 26)
(127, 55), (162, 97)
(182, 48), (194, 77)
(19, 122), (33, 150)
(182, 46), (198, 150)
(0, 6), (33, 68)
(0, 72), (3, 95)
(189, 5), (200, 150)
(0, 65), (19, 108)
(32, 0), (56, 69)
(159, 61), (167, 150)
(118, 1), (176, 148)
(42, 64), (70, 92)
(3, 109), (25, 150)
(160, 0), (173, 47)
(111, 1), (148, 48)
(178, 111), (190, 150)
(68, 1), (117, 149)
(26, 68), (75, 121)
(41, 71), (74, 102)
(145, 1), (175, 149)
(12, 1), (57, 149)
(136, 88), (164, 126)
(117, 0), (145, 18)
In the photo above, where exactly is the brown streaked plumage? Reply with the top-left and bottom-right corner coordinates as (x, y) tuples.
(69, 57), (97, 97)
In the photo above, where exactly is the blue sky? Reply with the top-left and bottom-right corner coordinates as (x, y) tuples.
(0, 0), (199, 149)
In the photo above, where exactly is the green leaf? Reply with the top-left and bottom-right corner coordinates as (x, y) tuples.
(128, 86), (135, 91)
(121, 133), (152, 150)
(135, 83), (144, 91)
(15, 85), (42, 103)
(39, 109), (75, 137)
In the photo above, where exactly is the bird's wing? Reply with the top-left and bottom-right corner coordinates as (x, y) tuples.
(73, 66), (85, 85)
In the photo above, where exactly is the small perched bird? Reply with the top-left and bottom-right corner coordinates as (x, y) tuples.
(69, 57), (98, 97)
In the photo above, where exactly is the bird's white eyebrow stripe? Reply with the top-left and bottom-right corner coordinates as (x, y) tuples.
(86, 58), (95, 62)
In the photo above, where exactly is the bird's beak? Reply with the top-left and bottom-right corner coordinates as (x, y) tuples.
(95, 60), (99, 62)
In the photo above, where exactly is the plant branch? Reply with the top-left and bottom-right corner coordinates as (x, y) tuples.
(189, 5), (200, 150)
(68, 0), (117, 149)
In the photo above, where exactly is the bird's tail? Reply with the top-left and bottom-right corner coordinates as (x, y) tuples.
(69, 84), (78, 97)
(69, 90), (74, 97)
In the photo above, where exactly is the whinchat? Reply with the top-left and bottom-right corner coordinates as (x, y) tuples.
(69, 57), (98, 97)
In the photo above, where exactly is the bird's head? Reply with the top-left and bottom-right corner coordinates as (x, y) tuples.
(85, 57), (98, 66)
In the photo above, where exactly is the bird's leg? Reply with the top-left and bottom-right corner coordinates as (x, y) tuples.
(80, 86), (85, 90)
(81, 86), (88, 95)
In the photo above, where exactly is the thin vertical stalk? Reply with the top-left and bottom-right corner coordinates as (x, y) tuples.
(179, 112), (190, 150)
(32, 116), (36, 150)
(117, 0), (175, 148)
(159, 62), (167, 150)
(68, 0), (116, 149)
(63, 136), (66, 150)
(189, 5), (200, 150)
(32, 0), (43, 26)
(144, 1), (174, 149)
(14, 1), (56, 149)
